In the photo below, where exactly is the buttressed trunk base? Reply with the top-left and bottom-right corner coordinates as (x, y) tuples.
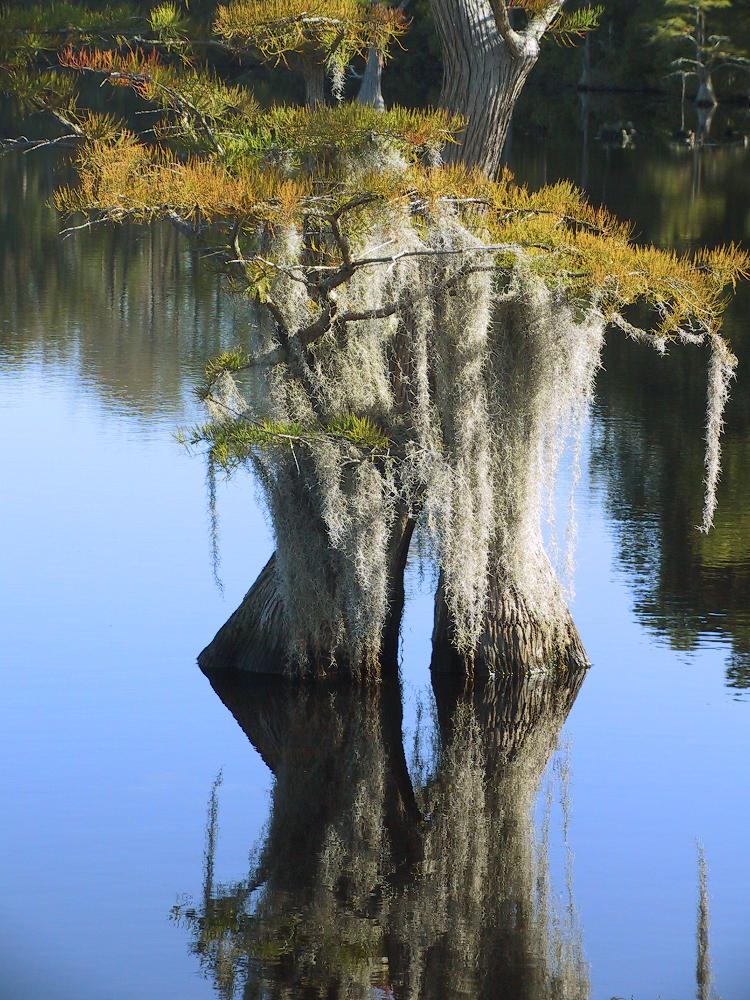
(198, 506), (415, 680)
(432, 574), (590, 679)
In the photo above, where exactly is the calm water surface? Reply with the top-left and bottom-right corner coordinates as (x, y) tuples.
(1, 95), (750, 999)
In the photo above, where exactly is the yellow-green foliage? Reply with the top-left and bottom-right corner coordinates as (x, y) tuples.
(56, 45), (261, 152)
(221, 103), (461, 162)
(54, 133), (312, 222)
(325, 413), (390, 451)
(36, 47), (456, 161)
(214, 0), (405, 68)
(148, 1), (187, 39)
(60, 44), (258, 118)
(181, 412), (390, 472)
(198, 346), (251, 399)
(0, 66), (78, 114)
(548, 4), (603, 45)
(53, 128), (750, 344)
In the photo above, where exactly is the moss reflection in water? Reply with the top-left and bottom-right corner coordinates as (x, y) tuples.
(696, 843), (717, 1000)
(173, 671), (724, 1000)
(173, 668), (588, 999)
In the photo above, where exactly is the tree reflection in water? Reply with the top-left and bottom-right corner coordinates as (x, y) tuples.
(591, 288), (750, 698)
(174, 665), (588, 1000)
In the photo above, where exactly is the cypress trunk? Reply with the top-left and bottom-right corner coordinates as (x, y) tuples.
(198, 503), (415, 679)
(431, 573), (589, 679)
(430, 0), (540, 175)
(301, 59), (327, 107)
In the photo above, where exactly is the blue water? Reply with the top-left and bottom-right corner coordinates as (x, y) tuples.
(2, 98), (750, 998)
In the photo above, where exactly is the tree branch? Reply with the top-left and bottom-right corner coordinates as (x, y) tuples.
(106, 71), (225, 154)
(337, 303), (399, 323)
(1, 133), (81, 155)
(526, 2), (566, 45)
(489, 1), (565, 57)
(488, 0), (525, 58)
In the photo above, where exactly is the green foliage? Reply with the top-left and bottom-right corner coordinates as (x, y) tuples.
(198, 345), (250, 398)
(180, 412), (391, 471)
(0, 66), (77, 113)
(219, 102), (460, 165)
(242, 257), (275, 302)
(651, 0), (732, 48)
(549, 4), (603, 46)
(148, 1), (188, 39)
(325, 412), (390, 450)
(20, 39), (455, 163)
(0, 0), (140, 67)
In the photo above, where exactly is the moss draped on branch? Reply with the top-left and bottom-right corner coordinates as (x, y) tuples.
(3, 12), (748, 673)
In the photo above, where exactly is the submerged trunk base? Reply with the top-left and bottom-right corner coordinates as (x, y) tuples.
(198, 554), (288, 678)
(431, 578), (590, 679)
(199, 512), (414, 682)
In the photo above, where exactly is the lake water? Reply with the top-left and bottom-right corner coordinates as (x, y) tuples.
(1, 93), (749, 999)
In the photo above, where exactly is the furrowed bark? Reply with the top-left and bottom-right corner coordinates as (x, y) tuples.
(429, 0), (546, 174)
(301, 59), (327, 107)
(431, 572), (589, 678)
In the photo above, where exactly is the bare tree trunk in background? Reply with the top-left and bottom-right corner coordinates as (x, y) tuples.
(357, 46), (386, 110)
(357, 0), (412, 111)
(693, 9), (717, 107)
(429, 0), (563, 175)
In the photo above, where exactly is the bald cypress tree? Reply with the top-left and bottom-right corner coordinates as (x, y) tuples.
(1, 2), (747, 679)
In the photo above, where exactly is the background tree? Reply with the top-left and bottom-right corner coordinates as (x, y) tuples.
(428, 0), (602, 174)
(649, 0), (750, 105)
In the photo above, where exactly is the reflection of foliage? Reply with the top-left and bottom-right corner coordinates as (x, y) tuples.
(173, 669), (588, 999)
(591, 281), (750, 691)
(726, 650), (750, 693)
(0, 143), (248, 418)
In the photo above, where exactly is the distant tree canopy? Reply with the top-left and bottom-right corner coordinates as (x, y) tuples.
(1, 1), (747, 678)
